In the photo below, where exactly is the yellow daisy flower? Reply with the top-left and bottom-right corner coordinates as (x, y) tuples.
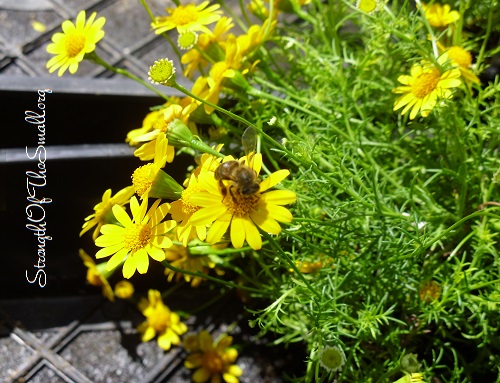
(152, 1), (222, 35)
(137, 289), (188, 351)
(170, 146), (225, 245)
(184, 330), (243, 383)
(132, 104), (196, 162)
(46, 10), (106, 76)
(95, 196), (177, 279)
(79, 249), (115, 301)
(132, 133), (172, 199)
(236, 19), (275, 57)
(127, 98), (183, 146)
(170, 175), (210, 245)
(127, 109), (164, 146)
(437, 42), (480, 84)
(181, 16), (234, 78)
(188, 153), (297, 250)
(80, 186), (135, 240)
(393, 54), (462, 120)
(421, 3), (460, 28)
(191, 36), (246, 113)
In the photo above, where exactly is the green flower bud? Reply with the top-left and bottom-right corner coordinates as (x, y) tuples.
(401, 353), (420, 373)
(148, 169), (184, 200)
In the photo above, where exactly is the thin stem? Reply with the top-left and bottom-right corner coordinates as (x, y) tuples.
(247, 87), (351, 141)
(253, 76), (333, 114)
(476, 0), (495, 69)
(139, 0), (183, 63)
(161, 260), (263, 294)
(262, 232), (322, 301)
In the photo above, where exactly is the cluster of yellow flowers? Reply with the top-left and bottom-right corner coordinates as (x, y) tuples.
(136, 289), (242, 383)
(392, 2), (480, 120)
(55, 3), (297, 286)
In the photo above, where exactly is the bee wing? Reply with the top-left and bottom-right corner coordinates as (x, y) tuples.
(242, 126), (257, 167)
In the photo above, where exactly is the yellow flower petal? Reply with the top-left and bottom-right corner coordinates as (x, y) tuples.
(243, 217), (261, 250)
(230, 216), (245, 248)
(95, 242), (124, 258)
(259, 169), (290, 192)
(146, 243), (166, 261)
(266, 204), (293, 222)
(106, 248), (129, 271)
(122, 255), (138, 278)
(112, 204), (132, 227)
(135, 249), (150, 274)
(207, 216), (231, 244)
(260, 190), (296, 205)
(190, 205), (228, 226)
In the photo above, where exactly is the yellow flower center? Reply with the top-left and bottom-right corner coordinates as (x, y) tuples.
(412, 70), (440, 99)
(181, 184), (203, 215)
(148, 304), (171, 332)
(132, 164), (154, 197)
(223, 188), (260, 217)
(124, 223), (152, 252)
(170, 5), (198, 26)
(447, 46), (472, 68)
(202, 350), (224, 373)
(65, 33), (86, 58)
(153, 115), (169, 132)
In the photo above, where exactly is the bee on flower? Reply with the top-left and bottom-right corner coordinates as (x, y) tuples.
(188, 129), (297, 250)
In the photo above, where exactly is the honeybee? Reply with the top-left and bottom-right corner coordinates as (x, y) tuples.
(214, 127), (260, 201)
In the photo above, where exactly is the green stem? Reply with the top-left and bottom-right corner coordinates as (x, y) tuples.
(414, 0), (438, 58)
(87, 52), (170, 101)
(476, 0), (495, 68)
(247, 86), (351, 141)
(161, 260), (263, 294)
(172, 82), (257, 129)
(253, 76), (333, 114)
(374, 366), (401, 383)
(417, 211), (500, 256)
(262, 232), (322, 301)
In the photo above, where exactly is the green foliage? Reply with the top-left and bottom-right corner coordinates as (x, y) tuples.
(218, 0), (500, 381)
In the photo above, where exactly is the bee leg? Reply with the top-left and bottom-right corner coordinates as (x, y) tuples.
(219, 180), (229, 202)
(228, 185), (238, 203)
